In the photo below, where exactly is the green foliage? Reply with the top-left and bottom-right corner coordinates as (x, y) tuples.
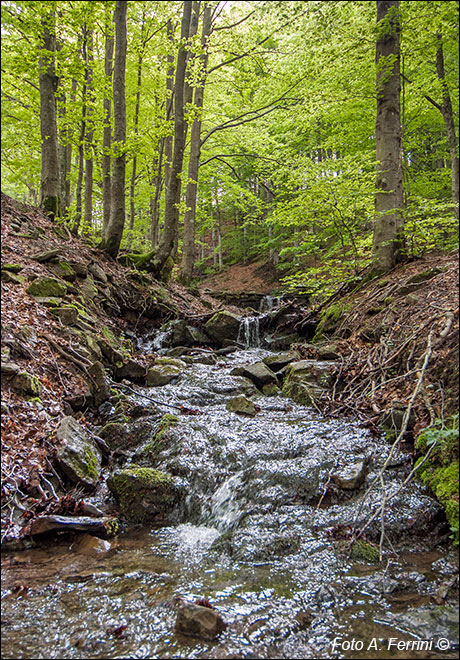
(415, 414), (459, 545)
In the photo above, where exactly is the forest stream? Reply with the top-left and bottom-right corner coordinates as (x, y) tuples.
(1, 335), (458, 659)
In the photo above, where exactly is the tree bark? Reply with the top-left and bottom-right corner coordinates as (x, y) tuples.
(436, 35), (459, 220)
(372, 0), (404, 273)
(152, 1), (193, 277)
(128, 13), (146, 246)
(102, 0), (127, 258)
(84, 29), (94, 234)
(72, 30), (87, 235)
(180, 3), (212, 284)
(102, 11), (114, 239)
(39, 9), (60, 218)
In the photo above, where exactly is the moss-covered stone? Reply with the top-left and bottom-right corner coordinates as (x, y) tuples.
(55, 416), (102, 490)
(350, 540), (380, 563)
(12, 372), (42, 396)
(26, 276), (67, 298)
(2, 264), (23, 273)
(1, 270), (25, 284)
(415, 416), (459, 545)
(313, 303), (351, 342)
(140, 414), (179, 458)
(109, 465), (179, 522)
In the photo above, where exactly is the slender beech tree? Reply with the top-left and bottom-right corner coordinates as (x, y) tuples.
(151, 0), (193, 277)
(180, 2), (213, 283)
(372, 0), (404, 272)
(102, 0), (127, 258)
(102, 8), (115, 238)
(435, 34), (459, 220)
(38, 8), (60, 217)
(84, 28), (95, 233)
(72, 28), (88, 235)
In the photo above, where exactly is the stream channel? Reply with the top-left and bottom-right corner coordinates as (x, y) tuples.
(1, 334), (459, 659)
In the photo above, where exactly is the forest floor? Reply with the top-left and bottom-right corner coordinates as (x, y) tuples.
(200, 260), (281, 294)
(1, 192), (458, 543)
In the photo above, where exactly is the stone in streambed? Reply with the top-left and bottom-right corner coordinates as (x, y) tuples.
(175, 602), (227, 640)
(332, 460), (367, 490)
(108, 465), (182, 523)
(204, 310), (241, 345)
(226, 395), (258, 416)
(231, 362), (278, 389)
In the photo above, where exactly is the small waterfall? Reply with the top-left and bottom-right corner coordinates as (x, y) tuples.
(259, 294), (284, 312)
(237, 316), (261, 348)
(206, 472), (244, 530)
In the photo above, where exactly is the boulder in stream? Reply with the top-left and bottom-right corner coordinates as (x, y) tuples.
(263, 350), (300, 372)
(226, 395), (259, 416)
(146, 363), (182, 386)
(108, 465), (182, 523)
(231, 361), (278, 389)
(175, 601), (227, 640)
(332, 460), (367, 490)
(204, 310), (241, 346)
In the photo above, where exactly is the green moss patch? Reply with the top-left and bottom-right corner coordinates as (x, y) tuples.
(415, 415), (459, 545)
(26, 276), (67, 298)
(110, 465), (178, 522)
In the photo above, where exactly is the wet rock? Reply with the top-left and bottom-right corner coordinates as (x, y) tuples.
(160, 320), (208, 347)
(231, 362), (278, 389)
(378, 606), (459, 649)
(265, 333), (302, 350)
(108, 465), (182, 523)
(87, 361), (111, 405)
(28, 515), (118, 539)
(380, 399), (416, 435)
(175, 602), (227, 640)
(204, 310), (241, 346)
(146, 364), (182, 386)
(332, 460), (367, 490)
(294, 611), (315, 630)
(263, 351), (300, 372)
(55, 416), (102, 490)
(73, 533), (111, 555)
(192, 353), (217, 365)
(262, 383), (280, 396)
(50, 306), (78, 325)
(114, 358), (147, 382)
(26, 276), (67, 298)
(226, 395), (259, 416)
(12, 371), (42, 396)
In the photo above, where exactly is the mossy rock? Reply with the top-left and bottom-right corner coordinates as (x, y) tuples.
(56, 260), (77, 282)
(2, 264), (23, 273)
(108, 466), (181, 522)
(350, 540), (380, 563)
(55, 416), (102, 491)
(139, 414), (179, 460)
(313, 303), (350, 341)
(415, 417), (459, 545)
(26, 276), (67, 298)
(1, 270), (25, 284)
(12, 372), (42, 396)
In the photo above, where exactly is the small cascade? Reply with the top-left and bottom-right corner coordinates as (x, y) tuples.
(206, 472), (244, 530)
(139, 329), (170, 353)
(237, 316), (261, 348)
(259, 294), (284, 312)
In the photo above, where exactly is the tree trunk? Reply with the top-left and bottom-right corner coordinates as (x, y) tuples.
(436, 35), (459, 220)
(163, 20), (175, 210)
(179, 3), (212, 284)
(128, 13), (146, 247)
(102, 11), (114, 239)
(372, 0), (404, 273)
(84, 29), (94, 234)
(102, 0), (127, 258)
(153, 1), (193, 277)
(39, 9), (60, 218)
(72, 30), (88, 235)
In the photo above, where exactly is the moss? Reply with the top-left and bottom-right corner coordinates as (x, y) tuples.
(415, 415), (459, 545)
(103, 518), (119, 537)
(141, 414), (179, 456)
(350, 540), (380, 563)
(102, 326), (118, 346)
(2, 264), (23, 273)
(112, 466), (175, 522)
(313, 302), (351, 342)
(13, 372), (42, 396)
(82, 445), (100, 481)
(159, 256), (174, 283)
(26, 276), (67, 298)
(57, 261), (74, 275)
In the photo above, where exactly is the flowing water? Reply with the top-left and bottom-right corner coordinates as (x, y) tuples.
(1, 348), (458, 659)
